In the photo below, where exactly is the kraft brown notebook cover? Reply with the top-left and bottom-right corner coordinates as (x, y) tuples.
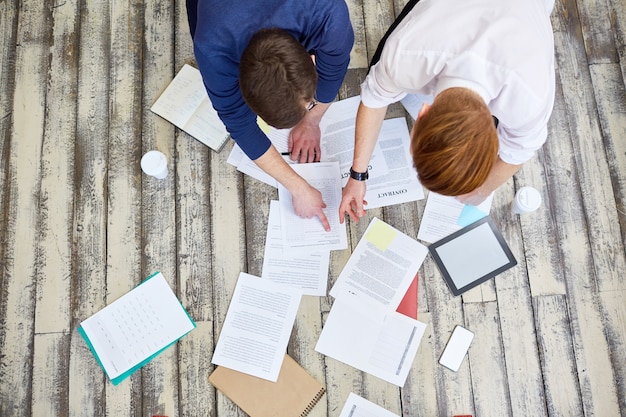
(208, 354), (325, 417)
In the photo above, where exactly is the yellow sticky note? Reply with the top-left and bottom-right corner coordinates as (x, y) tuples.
(365, 218), (397, 252)
(257, 116), (271, 134)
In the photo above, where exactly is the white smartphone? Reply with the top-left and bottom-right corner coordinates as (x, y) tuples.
(439, 325), (474, 372)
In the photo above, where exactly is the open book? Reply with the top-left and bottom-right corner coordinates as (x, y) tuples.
(151, 64), (230, 152)
(78, 272), (196, 385)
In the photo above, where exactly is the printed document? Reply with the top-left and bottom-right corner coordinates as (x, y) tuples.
(338, 393), (400, 417)
(417, 192), (494, 243)
(233, 127), (293, 187)
(318, 96), (390, 185)
(400, 93), (434, 120)
(361, 117), (425, 209)
(277, 161), (348, 250)
(261, 201), (330, 296)
(79, 272), (195, 380)
(211, 273), (302, 382)
(150, 64), (229, 151)
(330, 217), (428, 313)
(315, 297), (427, 386)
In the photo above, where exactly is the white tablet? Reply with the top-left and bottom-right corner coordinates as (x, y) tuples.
(428, 216), (517, 296)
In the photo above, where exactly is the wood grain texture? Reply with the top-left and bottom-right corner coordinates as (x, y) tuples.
(533, 295), (584, 416)
(543, 73), (622, 417)
(0, 2), (51, 415)
(31, 333), (71, 417)
(208, 141), (248, 417)
(105, 0), (145, 413)
(490, 185), (548, 417)
(589, 63), (626, 256)
(513, 150), (566, 297)
(464, 302), (512, 417)
(1, 0), (625, 415)
(141, 0), (180, 414)
(35, 0), (79, 335)
(575, 0), (620, 64)
(553, 0), (626, 292)
(598, 290), (626, 414)
(0, 0), (18, 274)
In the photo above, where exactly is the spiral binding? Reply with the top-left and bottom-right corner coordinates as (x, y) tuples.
(301, 387), (326, 416)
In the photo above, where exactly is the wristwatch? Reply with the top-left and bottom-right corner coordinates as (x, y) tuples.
(349, 167), (369, 181)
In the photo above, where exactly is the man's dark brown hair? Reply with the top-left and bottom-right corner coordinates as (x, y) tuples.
(239, 28), (317, 128)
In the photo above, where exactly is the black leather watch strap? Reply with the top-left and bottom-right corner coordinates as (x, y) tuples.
(349, 167), (369, 181)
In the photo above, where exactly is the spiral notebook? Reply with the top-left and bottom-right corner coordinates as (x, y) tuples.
(209, 354), (325, 417)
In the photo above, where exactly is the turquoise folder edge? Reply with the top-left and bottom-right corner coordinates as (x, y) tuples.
(78, 271), (197, 386)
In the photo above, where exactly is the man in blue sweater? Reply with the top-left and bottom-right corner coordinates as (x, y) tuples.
(187, 0), (354, 231)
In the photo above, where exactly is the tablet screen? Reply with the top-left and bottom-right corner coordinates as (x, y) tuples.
(428, 216), (516, 295)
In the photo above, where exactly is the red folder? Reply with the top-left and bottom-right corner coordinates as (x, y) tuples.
(396, 273), (418, 319)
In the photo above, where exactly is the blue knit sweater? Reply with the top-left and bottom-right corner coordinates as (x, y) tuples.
(190, 0), (354, 160)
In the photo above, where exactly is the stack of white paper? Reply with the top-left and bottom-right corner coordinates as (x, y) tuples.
(227, 96), (425, 210)
(315, 217), (428, 386)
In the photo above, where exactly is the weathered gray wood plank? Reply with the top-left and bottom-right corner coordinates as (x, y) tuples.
(598, 290), (626, 414)
(140, 0), (180, 414)
(34, 0), (79, 335)
(0, 0), (18, 266)
(31, 333), (71, 417)
(465, 302), (512, 417)
(104, 0), (145, 413)
(0, 2), (51, 415)
(553, 0), (626, 292)
(67, 1), (111, 414)
(606, 0), (626, 79)
(31, 2), (79, 414)
(576, 0), (620, 64)
(490, 186), (548, 417)
(589, 63), (626, 256)
(361, 0), (394, 64)
(513, 150), (566, 297)
(542, 71), (621, 416)
(209, 141), (247, 416)
(173, 2), (217, 415)
(345, 0), (368, 69)
(533, 295), (584, 416)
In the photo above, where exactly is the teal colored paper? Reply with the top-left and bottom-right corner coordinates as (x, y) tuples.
(457, 205), (488, 227)
(78, 271), (196, 385)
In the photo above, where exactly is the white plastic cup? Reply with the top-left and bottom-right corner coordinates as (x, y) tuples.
(141, 150), (168, 179)
(511, 186), (542, 214)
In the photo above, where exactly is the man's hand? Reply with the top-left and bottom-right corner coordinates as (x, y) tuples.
(287, 102), (330, 163)
(292, 184), (331, 231)
(288, 118), (321, 163)
(339, 178), (368, 223)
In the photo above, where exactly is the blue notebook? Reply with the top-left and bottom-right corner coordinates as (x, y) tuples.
(79, 272), (196, 385)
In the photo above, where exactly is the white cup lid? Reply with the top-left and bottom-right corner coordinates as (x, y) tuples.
(517, 186), (542, 211)
(141, 151), (167, 176)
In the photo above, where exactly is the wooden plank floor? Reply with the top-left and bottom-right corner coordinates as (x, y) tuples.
(1, 0), (625, 415)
